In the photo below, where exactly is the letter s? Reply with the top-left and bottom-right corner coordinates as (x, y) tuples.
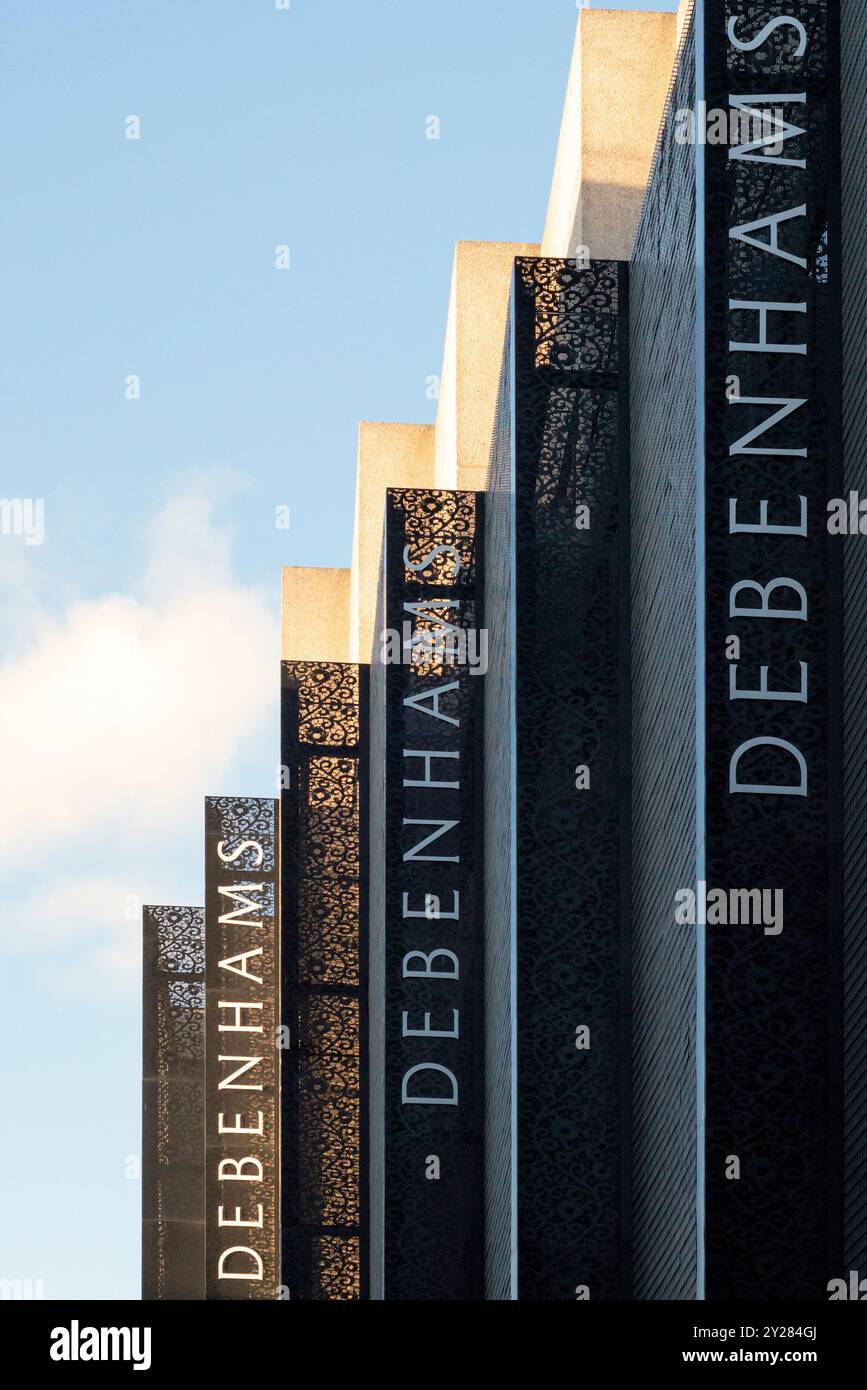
(727, 14), (807, 58)
(217, 839), (264, 867)
(403, 543), (462, 579)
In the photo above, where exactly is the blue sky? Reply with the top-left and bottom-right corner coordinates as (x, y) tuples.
(0, 0), (676, 1301)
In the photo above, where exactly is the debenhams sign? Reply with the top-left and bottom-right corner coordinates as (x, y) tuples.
(706, 0), (838, 803)
(204, 797), (280, 1300)
(383, 488), (484, 1300)
(702, 0), (841, 1295)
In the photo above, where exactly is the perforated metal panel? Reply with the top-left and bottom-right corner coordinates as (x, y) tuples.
(841, 0), (867, 1280)
(377, 487), (485, 1301)
(702, 0), (843, 1299)
(142, 905), (205, 1301)
(280, 661), (368, 1299)
(204, 797), (280, 1300)
(509, 257), (631, 1301)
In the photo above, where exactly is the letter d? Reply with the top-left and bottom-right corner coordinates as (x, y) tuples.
(729, 737), (807, 797)
(218, 1247), (264, 1281)
(401, 1063), (458, 1106)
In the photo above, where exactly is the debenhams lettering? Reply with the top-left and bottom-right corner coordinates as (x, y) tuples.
(214, 835), (270, 1285)
(399, 540), (465, 1108)
(725, 9), (813, 799)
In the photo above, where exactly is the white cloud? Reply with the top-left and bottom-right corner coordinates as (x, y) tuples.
(0, 475), (278, 990)
(5, 874), (152, 996)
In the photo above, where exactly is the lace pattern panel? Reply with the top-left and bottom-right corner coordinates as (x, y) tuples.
(142, 905), (205, 1301)
(281, 662), (367, 1299)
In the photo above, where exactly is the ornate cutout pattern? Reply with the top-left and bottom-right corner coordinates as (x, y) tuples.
(281, 662), (366, 1300)
(142, 905), (205, 1301)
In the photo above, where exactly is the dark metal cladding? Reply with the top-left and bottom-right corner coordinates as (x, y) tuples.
(703, 0), (843, 1297)
(141, 905), (205, 1301)
(280, 661), (369, 1300)
(204, 797), (280, 1299)
(841, 0), (867, 1282)
(509, 257), (632, 1300)
(379, 487), (485, 1300)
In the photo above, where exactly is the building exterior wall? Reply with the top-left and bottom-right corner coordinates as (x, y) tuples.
(542, 9), (679, 261)
(629, 10), (699, 1301)
(141, 1), (867, 1305)
(483, 293), (516, 1301)
(350, 423), (436, 664)
(631, 0), (846, 1301)
(282, 567), (350, 664)
(435, 242), (539, 493)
